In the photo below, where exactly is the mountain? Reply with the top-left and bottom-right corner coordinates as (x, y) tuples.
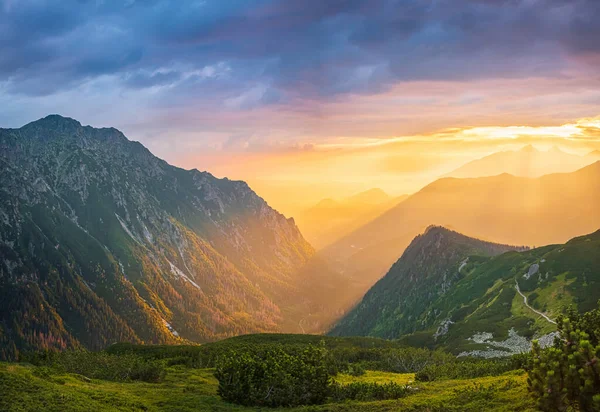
(296, 189), (408, 249)
(323, 162), (600, 292)
(588, 149), (600, 159)
(447, 145), (595, 179)
(345, 188), (394, 205)
(0, 115), (315, 360)
(331, 228), (600, 357)
(330, 227), (526, 339)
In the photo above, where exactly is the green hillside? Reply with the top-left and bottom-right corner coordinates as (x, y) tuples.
(331, 228), (600, 355)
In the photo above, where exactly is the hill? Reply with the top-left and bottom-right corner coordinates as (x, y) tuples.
(322, 162), (600, 290)
(295, 189), (407, 249)
(447, 145), (595, 179)
(331, 228), (600, 356)
(0, 115), (316, 360)
(330, 227), (526, 339)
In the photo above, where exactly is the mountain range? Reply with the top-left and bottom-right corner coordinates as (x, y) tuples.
(2, 115), (600, 361)
(322, 161), (600, 292)
(331, 226), (600, 357)
(0, 115), (318, 359)
(447, 145), (597, 179)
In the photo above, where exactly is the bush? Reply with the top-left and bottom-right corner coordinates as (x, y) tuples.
(329, 381), (410, 402)
(106, 336), (457, 376)
(528, 303), (600, 411)
(21, 350), (165, 383)
(215, 344), (331, 407)
(344, 363), (366, 377)
(415, 358), (516, 382)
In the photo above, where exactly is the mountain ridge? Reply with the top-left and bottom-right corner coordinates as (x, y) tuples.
(0, 115), (315, 360)
(329, 226), (527, 339)
(322, 161), (600, 290)
(331, 227), (600, 357)
(447, 145), (595, 179)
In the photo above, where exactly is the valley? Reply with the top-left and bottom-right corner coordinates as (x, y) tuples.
(2, 115), (600, 362)
(1, 116), (599, 411)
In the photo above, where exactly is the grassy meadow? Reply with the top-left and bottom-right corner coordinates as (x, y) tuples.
(0, 334), (536, 412)
(0, 363), (534, 412)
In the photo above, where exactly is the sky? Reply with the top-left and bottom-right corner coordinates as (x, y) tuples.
(2, 0), (600, 212)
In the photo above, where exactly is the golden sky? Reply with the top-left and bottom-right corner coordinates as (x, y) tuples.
(4, 1), (600, 217)
(173, 113), (600, 215)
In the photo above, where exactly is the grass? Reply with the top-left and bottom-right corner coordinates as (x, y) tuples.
(1, 363), (536, 412)
(334, 371), (414, 385)
(532, 272), (576, 317)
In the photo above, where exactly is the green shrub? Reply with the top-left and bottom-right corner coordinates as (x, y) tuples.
(329, 381), (410, 402)
(215, 344), (331, 407)
(451, 380), (520, 404)
(21, 350), (165, 382)
(528, 303), (600, 411)
(415, 358), (516, 382)
(166, 356), (192, 367)
(345, 363), (366, 377)
(106, 335), (450, 374)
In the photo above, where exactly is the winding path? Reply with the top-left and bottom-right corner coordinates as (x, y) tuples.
(515, 280), (556, 325)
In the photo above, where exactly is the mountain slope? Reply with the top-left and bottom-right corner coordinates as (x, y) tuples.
(332, 228), (600, 356)
(588, 149), (600, 159)
(296, 189), (408, 249)
(447, 145), (595, 178)
(323, 162), (600, 288)
(0, 115), (314, 359)
(330, 227), (526, 339)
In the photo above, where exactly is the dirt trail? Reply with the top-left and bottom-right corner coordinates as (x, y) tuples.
(515, 280), (556, 325)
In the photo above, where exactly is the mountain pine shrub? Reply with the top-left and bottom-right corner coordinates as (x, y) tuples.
(215, 344), (331, 407)
(329, 381), (410, 402)
(528, 303), (600, 411)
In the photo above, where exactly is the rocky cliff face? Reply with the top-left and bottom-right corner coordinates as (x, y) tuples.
(0, 115), (313, 359)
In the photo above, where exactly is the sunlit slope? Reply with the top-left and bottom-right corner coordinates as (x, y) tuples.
(332, 228), (600, 355)
(324, 162), (600, 285)
(448, 145), (595, 178)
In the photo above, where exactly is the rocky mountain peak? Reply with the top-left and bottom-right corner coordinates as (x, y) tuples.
(0, 115), (314, 359)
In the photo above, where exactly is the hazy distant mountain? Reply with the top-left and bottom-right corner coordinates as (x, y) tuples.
(0, 115), (316, 359)
(332, 227), (600, 356)
(323, 162), (600, 293)
(296, 189), (408, 249)
(588, 149), (600, 159)
(447, 145), (595, 178)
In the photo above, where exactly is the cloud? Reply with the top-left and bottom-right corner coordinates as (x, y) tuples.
(1, 0), (599, 163)
(2, 0), (599, 99)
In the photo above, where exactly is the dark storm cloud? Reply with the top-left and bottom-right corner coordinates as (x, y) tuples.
(0, 0), (598, 101)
